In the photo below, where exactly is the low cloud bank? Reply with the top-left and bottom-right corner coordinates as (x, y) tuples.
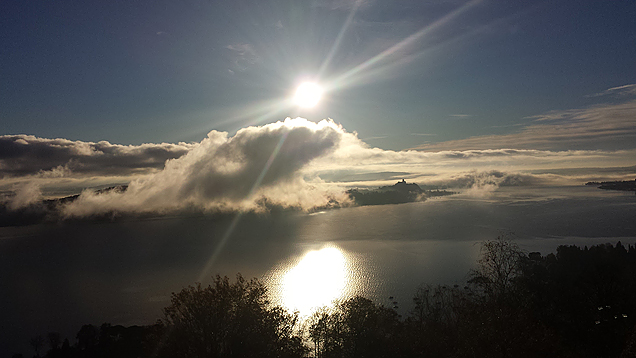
(0, 134), (194, 178)
(418, 170), (550, 198)
(5, 182), (42, 210)
(1, 117), (635, 219)
(437, 170), (544, 189)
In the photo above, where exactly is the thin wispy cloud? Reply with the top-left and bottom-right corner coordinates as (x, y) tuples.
(415, 99), (636, 151)
(490, 123), (523, 128)
(586, 84), (636, 98)
(313, 0), (371, 11)
(225, 43), (259, 71)
(226, 43), (256, 55)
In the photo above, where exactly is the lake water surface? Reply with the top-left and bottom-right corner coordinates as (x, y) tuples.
(1, 185), (634, 355)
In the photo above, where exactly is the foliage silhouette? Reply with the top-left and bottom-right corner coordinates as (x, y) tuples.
(158, 273), (306, 358)
(19, 241), (636, 358)
(29, 336), (44, 358)
(469, 234), (525, 303)
(308, 296), (404, 358)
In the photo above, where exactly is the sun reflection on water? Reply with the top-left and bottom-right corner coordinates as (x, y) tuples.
(280, 247), (351, 316)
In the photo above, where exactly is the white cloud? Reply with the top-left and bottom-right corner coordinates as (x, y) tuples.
(62, 118), (350, 216)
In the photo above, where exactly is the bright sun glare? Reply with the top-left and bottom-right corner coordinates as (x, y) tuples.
(293, 82), (323, 108)
(282, 247), (348, 316)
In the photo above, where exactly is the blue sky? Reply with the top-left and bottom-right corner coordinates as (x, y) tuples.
(2, 0), (635, 150)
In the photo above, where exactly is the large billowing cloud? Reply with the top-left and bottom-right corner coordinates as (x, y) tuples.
(62, 118), (347, 216)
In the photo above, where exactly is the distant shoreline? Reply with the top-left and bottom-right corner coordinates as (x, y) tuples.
(585, 179), (636, 192)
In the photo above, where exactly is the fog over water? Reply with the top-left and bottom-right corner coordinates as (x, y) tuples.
(0, 185), (634, 355)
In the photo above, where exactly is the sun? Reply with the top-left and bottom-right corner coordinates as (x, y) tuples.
(293, 82), (323, 108)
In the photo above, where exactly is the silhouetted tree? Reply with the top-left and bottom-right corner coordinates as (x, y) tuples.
(47, 332), (61, 352)
(30, 335), (45, 357)
(158, 274), (306, 358)
(60, 338), (70, 353)
(449, 236), (569, 358)
(407, 284), (468, 357)
(411, 284), (467, 328)
(309, 296), (404, 358)
(518, 242), (636, 357)
(469, 234), (524, 303)
(76, 324), (98, 356)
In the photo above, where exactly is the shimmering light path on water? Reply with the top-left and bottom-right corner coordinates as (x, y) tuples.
(281, 247), (348, 316)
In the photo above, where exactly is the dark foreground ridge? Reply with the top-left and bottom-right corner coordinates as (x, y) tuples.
(16, 239), (636, 358)
(586, 179), (636, 192)
(347, 179), (455, 206)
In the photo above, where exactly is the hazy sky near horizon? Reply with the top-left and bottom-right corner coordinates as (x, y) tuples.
(2, 0), (635, 150)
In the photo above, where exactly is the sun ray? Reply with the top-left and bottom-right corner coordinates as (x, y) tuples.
(317, 0), (363, 78)
(248, 131), (288, 197)
(196, 212), (243, 283)
(327, 0), (483, 90)
(196, 128), (290, 283)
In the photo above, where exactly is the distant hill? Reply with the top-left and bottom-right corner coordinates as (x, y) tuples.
(0, 185), (128, 227)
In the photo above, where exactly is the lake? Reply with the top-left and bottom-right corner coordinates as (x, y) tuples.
(0, 185), (634, 356)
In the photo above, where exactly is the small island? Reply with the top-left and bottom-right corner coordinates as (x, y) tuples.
(347, 179), (455, 206)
